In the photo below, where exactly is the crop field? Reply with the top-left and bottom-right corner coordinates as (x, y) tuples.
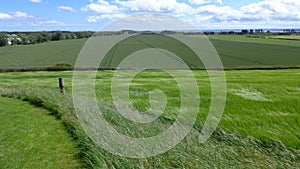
(0, 38), (86, 68)
(0, 34), (299, 69)
(0, 69), (299, 168)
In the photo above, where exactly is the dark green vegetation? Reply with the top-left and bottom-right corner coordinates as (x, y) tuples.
(0, 34), (299, 69)
(0, 97), (80, 168)
(0, 70), (299, 168)
(0, 31), (94, 47)
(0, 33), (7, 47)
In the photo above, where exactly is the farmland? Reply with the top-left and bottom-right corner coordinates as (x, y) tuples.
(0, 34), (299, 69)
(0, 38), (86, 68)
(0, 34), (300, 168)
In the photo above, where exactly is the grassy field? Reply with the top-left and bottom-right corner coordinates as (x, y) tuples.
(0, 70), (299, 168)
(0, 97), (80, 168)
(0, 34), (299, 69)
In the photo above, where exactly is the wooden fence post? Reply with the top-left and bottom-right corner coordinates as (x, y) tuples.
(58, 77), (64, 94)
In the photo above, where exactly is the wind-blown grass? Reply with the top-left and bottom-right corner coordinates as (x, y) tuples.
(0, 69), (299, 168)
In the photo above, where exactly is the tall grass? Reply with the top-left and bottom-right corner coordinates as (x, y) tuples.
(1, 69), (299, 169)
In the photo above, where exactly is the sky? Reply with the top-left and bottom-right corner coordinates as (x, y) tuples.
(0, 0), (299, 31)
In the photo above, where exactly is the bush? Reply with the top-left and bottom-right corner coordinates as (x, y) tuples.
(47, 62), (73, 71)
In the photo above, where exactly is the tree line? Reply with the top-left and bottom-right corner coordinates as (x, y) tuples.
(0, 31), (94, 47)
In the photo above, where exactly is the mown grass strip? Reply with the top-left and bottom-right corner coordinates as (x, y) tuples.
(0, 97), (81, 168)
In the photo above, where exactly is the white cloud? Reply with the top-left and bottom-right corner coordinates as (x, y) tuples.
(31, 20), (67, 27)
(0, 11), (33, 20)
(197, 5), (238, 15)
(14, 11), (34, 19)
(239, 0), (300, 21)
(192, 0), (300, 28)
(58, 6), (76, 12)
(190, 0), (300, 29)
(216, 0), (222, 4)
(29, 0), (42, 3)
(80, 0), (300, 28)
(189, 0), (211, 5)
(82, 0), (197, 23)
(0, 13), (12, 20)
(189, 0), (222, 5)
(81, 0), (120, 13)
(29, 20), (82, 28)
(39, 20), (64, 25)
(87, 13), (128, 22)
(99, 13), (196, 31)
(114, 0), (196, 14)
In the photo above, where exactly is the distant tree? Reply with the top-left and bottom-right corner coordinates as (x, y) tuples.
(40, 31), (50, 42)
(228, 31), (235, 35)
(36, 33), (45, 43)
(255, 29), (264, 34)
(65, 33), (77, 40)
(291, 29), (295, 35)
(74, 32), (82, 39)
(0, 32), (8, 47)
(249, 29), (254, 34)
(51, 31), (65, 41)
(11, 38), (20, 45)
(70, 33), (77, 39)
(241, 29), (249, 35)
(75, 31), (93, 39)
(28, 33), (39, 44)
(21, 36), (29, 45)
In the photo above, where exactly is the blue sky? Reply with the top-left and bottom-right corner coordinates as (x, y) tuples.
(0, 0), (299, 31)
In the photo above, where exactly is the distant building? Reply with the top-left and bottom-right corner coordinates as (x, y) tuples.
(7, 38), (12, 45)
(121, 30), (137, 34)
(7, 37), (22, 45)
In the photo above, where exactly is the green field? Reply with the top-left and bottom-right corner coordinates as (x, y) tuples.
(0, 34), (299, 69)
(0, 70), (299, 168)
(0, 38), (86, 68)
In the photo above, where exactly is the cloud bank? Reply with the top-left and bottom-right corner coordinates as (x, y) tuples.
(81, 0), (300, 28)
